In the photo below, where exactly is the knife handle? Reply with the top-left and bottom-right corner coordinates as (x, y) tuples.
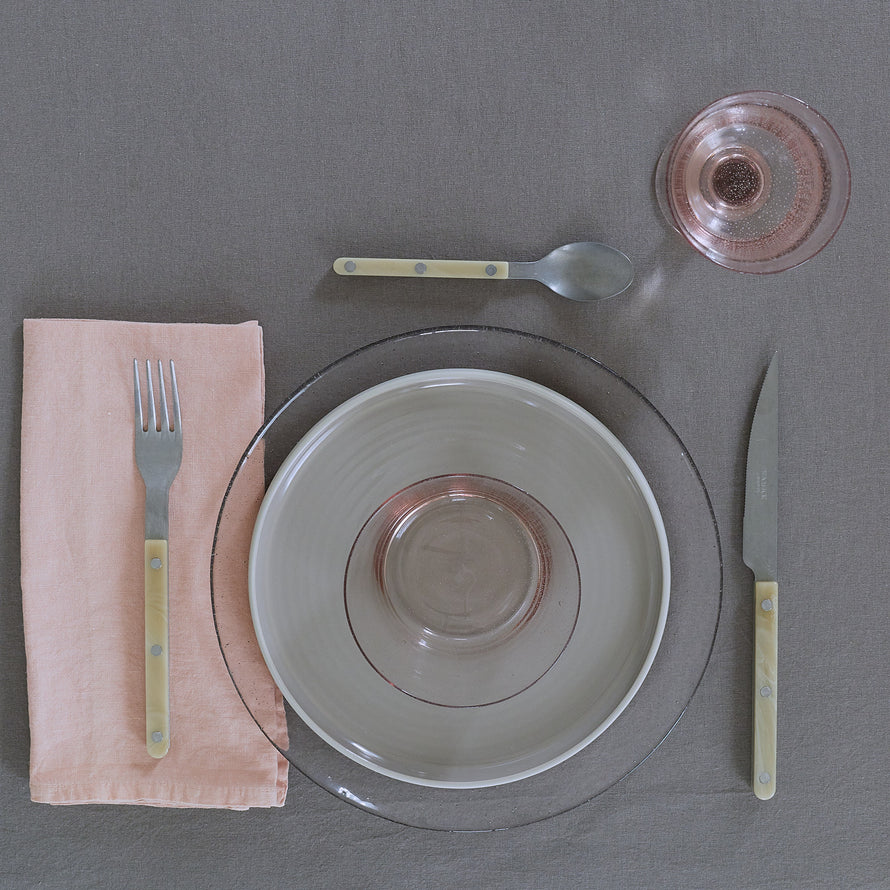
(333, 257), (509, 279)
(145, 539), (170, 759)
(753, 580), (777, 799)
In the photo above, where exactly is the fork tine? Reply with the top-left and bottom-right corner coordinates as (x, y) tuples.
(134, 359), (144, 431)
(157, 361), (170, 432)
(169, 360), (180, 432)
(145, 361), (157, 432)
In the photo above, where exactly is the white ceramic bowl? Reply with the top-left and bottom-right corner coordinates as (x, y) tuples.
(249, 369), (669, 788)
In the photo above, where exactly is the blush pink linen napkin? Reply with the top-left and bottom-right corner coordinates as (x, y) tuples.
(20, 319), (288, 808)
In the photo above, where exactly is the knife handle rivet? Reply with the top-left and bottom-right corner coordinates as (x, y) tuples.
(344, 260), (356, 272)
(760, 685), (772, 697)
(761, 598), (773, 611)
(151, 644), (163, 656)
(758, 772), (771, 785)
(152, 731), (164, 743)
(150, 557), (163, 570)
(414, 262), (427, 275)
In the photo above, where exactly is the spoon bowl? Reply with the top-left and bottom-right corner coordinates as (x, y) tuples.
(508, 242), (634, 301)
(333, 241), (634, 302)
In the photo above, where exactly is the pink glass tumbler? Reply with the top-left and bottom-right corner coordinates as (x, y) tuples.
(656, 91), (850, 273)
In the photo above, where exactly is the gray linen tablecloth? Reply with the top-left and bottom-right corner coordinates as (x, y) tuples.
(2, 1), (888, 887)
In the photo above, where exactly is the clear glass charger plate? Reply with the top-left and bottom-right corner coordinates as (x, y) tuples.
(211, 326), (723, 831)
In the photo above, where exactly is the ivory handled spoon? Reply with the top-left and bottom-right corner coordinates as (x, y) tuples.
(333, 242), (634, 302)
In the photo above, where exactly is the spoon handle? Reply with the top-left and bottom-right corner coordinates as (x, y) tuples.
(334, 257), (508, 279)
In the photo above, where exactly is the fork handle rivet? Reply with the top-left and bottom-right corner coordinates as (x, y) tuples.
(150, 557), (163, 570)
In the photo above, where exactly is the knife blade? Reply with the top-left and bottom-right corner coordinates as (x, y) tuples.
(743, 352), (779, 800)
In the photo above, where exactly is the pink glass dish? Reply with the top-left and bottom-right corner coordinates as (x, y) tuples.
(656, 91), (850, 273)
(345, 474), (581, 708)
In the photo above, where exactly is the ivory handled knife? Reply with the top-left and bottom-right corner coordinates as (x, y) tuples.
(742, 353), (779, 800)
